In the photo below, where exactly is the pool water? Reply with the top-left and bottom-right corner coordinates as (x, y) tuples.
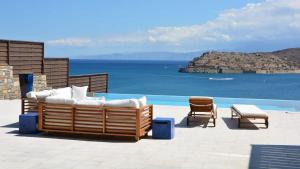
(96, 93), (300, 112)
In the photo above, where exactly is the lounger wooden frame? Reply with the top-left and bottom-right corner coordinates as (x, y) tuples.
(187, 97), (217, 127)
(37, 102), (153, 141)
(231, 107), (269, 128)
(22, 98), (41, 114)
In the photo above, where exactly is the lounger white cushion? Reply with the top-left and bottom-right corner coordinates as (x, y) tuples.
(190, 96), (213, 100)
(104, 99), (140, 108)
(72, 85), (88, 100)
(232, 104), (268, 118)
(46, 96), (76, 104)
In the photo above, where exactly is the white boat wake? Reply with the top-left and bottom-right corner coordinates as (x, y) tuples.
(209, 77), (234, 81)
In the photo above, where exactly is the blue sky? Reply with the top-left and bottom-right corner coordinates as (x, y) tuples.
(1, 0), (300, 58)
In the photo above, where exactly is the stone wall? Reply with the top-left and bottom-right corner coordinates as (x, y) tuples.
(0, 66), (20, 99)
(0, 66), (50, 100)
(33, 75), (49, 92)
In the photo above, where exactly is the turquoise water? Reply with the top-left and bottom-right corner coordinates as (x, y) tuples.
(70, 60), (300, 100)
(70, 59), (300, 111)
(96, 93), (300, 112)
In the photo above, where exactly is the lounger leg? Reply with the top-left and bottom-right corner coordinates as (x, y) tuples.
(187, 117), (189, 126)
(265, 118), (269, 128)
(238, 118), (241, 128)
(213, 118), (216, 127)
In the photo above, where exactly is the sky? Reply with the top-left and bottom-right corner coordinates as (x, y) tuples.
(1, 0), (300, 58)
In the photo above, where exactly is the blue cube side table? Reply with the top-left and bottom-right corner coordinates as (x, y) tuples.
(19, 112), (38, 134)
(152, 117), (175, 139)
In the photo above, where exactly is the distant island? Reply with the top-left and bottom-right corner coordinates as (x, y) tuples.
(179, 48), (300, 74)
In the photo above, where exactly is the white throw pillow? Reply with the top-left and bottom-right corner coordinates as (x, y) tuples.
(138, 96), (147, 107)
(45, 95), (76, 104)
(104, 99), (139, 108)
(52, 87), (72, 98)
(72, 86), (88, 100)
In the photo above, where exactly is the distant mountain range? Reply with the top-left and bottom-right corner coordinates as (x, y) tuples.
(73, 51), (203, 61)
(179, 48), (300, 74)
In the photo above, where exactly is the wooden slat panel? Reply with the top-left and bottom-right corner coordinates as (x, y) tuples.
(44, 67), (68, 71)
(0, 47), (8, 52)
(0, 40), (44, 75)
(0, 42), (8, 47)
(9, 52), (42, 57)
(68, 74), (108, 93)
(9, 48), (43, 53)
(0, 51), (8, 56)
(37, 103), (153, 140)
(10, 61), (42, 66)
(10, 43), (43, 49)
(9, 57), (42, 61)
(44, 58), (69, 88)
(106, 129), (136, 134)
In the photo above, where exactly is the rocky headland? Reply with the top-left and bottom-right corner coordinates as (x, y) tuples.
(179, 48), (300, 74)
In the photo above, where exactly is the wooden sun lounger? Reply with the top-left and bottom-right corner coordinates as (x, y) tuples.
(231, 104), (269, 128)
(187, 96), (217, 127)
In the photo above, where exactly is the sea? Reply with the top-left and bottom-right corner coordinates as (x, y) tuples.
(70, 60), (300, 101)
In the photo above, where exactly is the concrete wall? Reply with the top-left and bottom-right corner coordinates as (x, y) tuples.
(0, 66), (49, 100)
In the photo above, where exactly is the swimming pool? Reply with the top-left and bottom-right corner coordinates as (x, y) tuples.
(96, 93), (300, 112)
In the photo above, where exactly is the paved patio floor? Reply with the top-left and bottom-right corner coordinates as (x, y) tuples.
(0, 100), (299, 169)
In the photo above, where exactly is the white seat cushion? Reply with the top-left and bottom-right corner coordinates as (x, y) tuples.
(75, 99), (105, 106)
(72, 86), (88, 100)
(213, 104), (217, 112)
(26, 91), (37, 100)
(104, 99), (139, 108)
(52, 87), (72, 98)
(46, 96), (76, 105)
(232, 104), (268, 118)
(138, 96), (147, 108)
(35, 90), (52, 99)
(76, 96), (105, 106)
(85, 96), (105, 101)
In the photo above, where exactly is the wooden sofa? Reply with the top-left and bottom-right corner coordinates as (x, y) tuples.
(22, 98), (153, 141)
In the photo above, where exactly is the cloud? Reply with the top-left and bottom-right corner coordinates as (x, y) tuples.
(47, 38), (92, 46)
(47, 0), (300, 52)
(147, 0), (300, 44)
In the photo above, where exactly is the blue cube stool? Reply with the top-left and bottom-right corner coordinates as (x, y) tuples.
(19, 112), (38, 134)
(152, 117), (175, 139)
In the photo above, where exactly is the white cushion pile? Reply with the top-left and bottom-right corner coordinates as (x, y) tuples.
(26, 86), (147, 108)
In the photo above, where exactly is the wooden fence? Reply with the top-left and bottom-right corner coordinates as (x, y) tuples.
(44, 58), (69, 89)
(0, 39), (44, 75)
(0, 39), (108, 93)
(69, 74), (108, 93)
